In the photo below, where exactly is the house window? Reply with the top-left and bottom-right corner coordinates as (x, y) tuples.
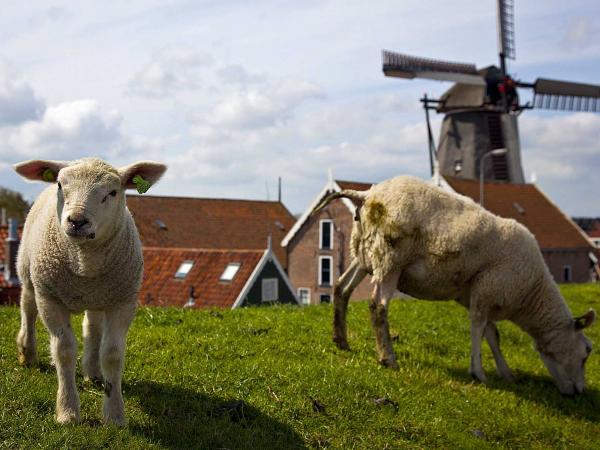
(298, 288), (311, 305)
(320, 294), (331, 304)
(563, 265), (572, 283)
(175, 260), (194, 279)
(320, 220), (333, 250)
(262, 278), (278, 302)
(319, 256), (333, 286)
(220, 263), (241, 281)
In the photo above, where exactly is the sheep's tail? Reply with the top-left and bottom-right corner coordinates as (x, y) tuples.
(312, 190), (368, 215)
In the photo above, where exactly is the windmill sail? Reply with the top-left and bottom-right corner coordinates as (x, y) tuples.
(382, 51), (485, 85)
(532, 78), (600, 112)
(497, 0), (516, 60)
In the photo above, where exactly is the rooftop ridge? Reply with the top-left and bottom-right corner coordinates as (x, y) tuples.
(126, 194), (287, 205)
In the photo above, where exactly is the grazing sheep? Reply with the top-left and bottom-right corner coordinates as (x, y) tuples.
(315, 175), (595, 395)
(14, 157), (166, 424)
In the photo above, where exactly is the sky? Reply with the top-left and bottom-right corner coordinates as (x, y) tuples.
(1, 0), (599, 216)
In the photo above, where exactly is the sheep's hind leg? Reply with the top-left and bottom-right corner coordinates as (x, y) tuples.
(38, 297), (80, 423)
(101, 302), (136, 426)
(484, 322), (515, 383)
(16, 283), (38, 366)
(82, 310), (104, 383)
(369, 272), (400, 369)
(333, 259), (367, 350)
(469, 315), (487, 383)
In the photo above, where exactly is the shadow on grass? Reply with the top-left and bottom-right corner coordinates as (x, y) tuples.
(445, 367), (600, 422)
(125, 380), (307, 450)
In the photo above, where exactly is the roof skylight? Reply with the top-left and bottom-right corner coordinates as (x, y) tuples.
(220, 263), (241, 281)
(175, 260), (194, 278)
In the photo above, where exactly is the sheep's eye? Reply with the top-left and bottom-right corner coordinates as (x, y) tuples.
(110, 190), (117, 197)
(57, 182), (62, 190)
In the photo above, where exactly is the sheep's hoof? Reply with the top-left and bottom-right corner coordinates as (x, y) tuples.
(55, 410), (81, 424)
(103, 414), (127, 427)
(379, 358), (399, 370)
(18, 351), (38, 367)
(498, 371), (516, 384)
(333, 337), (350, 351)
(469, 369), (487, 383)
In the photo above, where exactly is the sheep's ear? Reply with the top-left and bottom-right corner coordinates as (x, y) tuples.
(119, 161), (167, 192)
(13, 160), (69, 183)
(574, 309), (596, 330)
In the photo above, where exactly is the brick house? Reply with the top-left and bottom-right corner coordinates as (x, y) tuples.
(442, 176), (598, 283)
(127, 195), (295, 270)
(140, 244), (298, 309)
(0, 220), (21, 305)
(283, 177), (373, 305)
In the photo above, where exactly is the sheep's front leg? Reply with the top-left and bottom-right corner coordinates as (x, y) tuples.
(82, 310), (104, 383)
(38, 297), (80, 423)
(469, 315), (487, 383)
(484, 322), (515, 383)
(16, 284), (38, 366)
(101, 302), (136, 426)
(368, 272), (400, 369)
(333, 259), (367, 350)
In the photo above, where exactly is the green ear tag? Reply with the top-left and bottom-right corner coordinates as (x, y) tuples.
(132, 175), (151, 194)
(42, 168), (55, 182)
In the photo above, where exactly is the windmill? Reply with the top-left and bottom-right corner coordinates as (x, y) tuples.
(382, 0), (600, 184)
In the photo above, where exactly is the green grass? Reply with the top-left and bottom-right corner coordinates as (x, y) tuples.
(1, 284), (600, 449)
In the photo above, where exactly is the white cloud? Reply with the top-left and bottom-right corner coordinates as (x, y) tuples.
(207, 78), (324, 129)
(127, 47), (214, 98)
(1, 100), (123, 161)
(0, 68), (45, 126)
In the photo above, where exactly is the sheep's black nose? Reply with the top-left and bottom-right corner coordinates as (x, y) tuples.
(67, 216), (89, 230)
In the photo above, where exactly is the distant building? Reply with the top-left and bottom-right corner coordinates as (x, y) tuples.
(573, 218), (600, 248)
(283, 177), (373, 305)
(127, 195), (295, 269)
(140, 244), (298, 309)
(441, 176), (598, 283)
(0, 219), (22, 305)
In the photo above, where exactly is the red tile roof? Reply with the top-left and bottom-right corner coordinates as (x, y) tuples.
(445, 177), (593, 250)
(140, 247), (264, 309)
(126, 195), (295, 268)
(336, 180), (373, 191)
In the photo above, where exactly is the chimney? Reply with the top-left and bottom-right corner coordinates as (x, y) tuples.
(1, 208), (6, 226)
(5, 218), (20, 286)
(278, 177), (282, 203)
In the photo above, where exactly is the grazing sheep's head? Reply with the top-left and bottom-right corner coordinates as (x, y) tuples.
(538, 309), (595, 395)
(14, 158), (167, 244)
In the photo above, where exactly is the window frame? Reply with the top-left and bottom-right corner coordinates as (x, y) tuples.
(318, 255), (333, 286)
(297, 287), (311, 305)
(319, 219), (333, 250)
(261, 278), (279, 302)
(220, 262), (241, 282)
(174, 260), (194, 279)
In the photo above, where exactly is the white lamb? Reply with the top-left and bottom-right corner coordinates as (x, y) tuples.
(14, 157), (166, 425)
(315, 175), (595, 395)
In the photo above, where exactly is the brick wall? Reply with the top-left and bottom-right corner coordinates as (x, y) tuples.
(286, 198), (372, 305)
(542, 249), (592, 284)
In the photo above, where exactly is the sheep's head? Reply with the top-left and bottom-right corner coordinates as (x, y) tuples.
(14, 158), (167, 244)
(538, 309), (595, 395)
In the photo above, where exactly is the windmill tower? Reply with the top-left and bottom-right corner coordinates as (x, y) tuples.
(382, 0), (600, 184)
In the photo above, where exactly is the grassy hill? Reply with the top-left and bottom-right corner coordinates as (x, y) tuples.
(1, 284), (599, 449)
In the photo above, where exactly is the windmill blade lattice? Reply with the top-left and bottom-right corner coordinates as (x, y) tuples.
(382, 51), (485, 85)
(532, 78), (600, 112)
(497, 0), (516, 60)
